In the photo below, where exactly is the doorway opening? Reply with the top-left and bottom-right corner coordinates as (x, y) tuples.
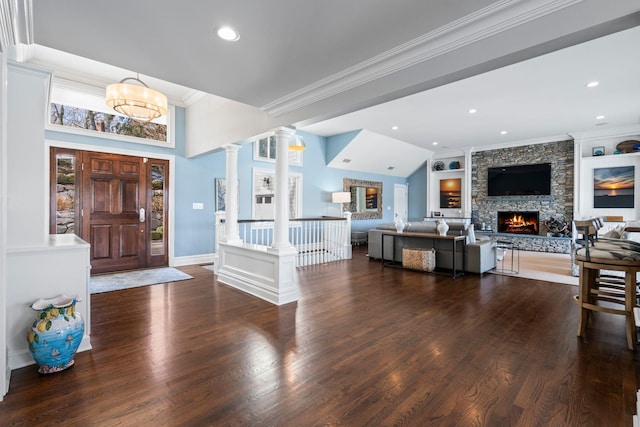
(50, 147), (169, 273)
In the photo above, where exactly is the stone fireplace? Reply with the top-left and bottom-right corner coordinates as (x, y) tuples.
(497, 211), (539, 235)
(470, 140), (573, 252)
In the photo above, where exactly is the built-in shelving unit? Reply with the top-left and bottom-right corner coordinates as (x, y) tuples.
(428, 155), (466, 217)
(574, 130), (640, 221)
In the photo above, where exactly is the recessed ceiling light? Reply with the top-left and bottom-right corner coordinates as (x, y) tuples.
(432, 141), (438, 145)
(217, 26), (240, 41)
(500, 130), (508, 135)
(586, 81), (599, 88)
(387, 166), (395, 170)
(391, 126), (398, 130)
(342, 158), (351, 163)
(468, 108), (477, 114)
(596, 115), (605, 120)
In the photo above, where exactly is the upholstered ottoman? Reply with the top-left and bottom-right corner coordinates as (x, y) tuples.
(351, 231), (368, 246)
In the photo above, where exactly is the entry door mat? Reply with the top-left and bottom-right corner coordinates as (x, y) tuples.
(90, 267), (193, 294)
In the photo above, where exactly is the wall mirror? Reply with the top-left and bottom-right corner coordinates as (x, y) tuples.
(343, 178), (383, 220)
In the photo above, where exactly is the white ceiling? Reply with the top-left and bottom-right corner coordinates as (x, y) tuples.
(24, 1), (640, 177)
(305, 25), (640, 172)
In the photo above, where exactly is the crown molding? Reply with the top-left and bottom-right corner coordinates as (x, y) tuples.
(262, 0), (584, 117)
(568, 124), (640, 142)
(0, 0), (32, 52)
(469, 134), (574, 153)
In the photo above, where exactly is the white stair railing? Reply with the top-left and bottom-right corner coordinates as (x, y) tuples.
(215, 213), (352, 267)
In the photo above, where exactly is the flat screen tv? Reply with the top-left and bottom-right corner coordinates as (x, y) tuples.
(488, 163), (551, 196)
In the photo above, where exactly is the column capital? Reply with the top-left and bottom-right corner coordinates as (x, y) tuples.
(222, 143), (242, 152)
(273, 126), (296, 137)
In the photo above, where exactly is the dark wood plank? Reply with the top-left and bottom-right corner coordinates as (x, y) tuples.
(1, 247), (637, 426)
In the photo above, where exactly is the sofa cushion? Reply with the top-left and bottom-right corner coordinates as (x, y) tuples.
(406, 221), (437, 233)
(375, 223), (398, 231)
(446, 222), (468, 236)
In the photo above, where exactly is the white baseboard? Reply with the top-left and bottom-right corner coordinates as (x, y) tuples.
(172, 253), (214, 267)
(3, 365), (10, 401)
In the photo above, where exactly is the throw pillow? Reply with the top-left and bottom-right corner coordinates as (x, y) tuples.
(602, 228), (622, 239)
(466, 225), (476, 244)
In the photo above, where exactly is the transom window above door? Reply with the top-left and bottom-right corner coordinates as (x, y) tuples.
(46, 78), (175, 148)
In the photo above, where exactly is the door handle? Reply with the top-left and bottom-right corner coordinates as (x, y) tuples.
(139, 208), (145, 223)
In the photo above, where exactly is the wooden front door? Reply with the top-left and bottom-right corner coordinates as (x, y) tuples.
(50, 148), (170, 274)
(81, 152), (147, 274)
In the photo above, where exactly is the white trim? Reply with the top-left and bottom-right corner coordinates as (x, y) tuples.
(568, 124), (640, 142)
(262, 0), (583, 116)
(172, 253), (214, 267)
(0, 0), (33, 48)
(45, 139), (176, 268)
(469, 134), (573, 153)
(0, 50), (8, 400)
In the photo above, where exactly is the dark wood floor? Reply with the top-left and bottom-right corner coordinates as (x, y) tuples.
(2, 246), (639, 426)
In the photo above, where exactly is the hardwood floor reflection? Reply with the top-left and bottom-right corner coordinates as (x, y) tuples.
(2, 246), (638, 426)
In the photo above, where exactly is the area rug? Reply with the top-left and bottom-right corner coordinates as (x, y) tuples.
(489, 250), (578, 286)
(90, 267), (193, 294)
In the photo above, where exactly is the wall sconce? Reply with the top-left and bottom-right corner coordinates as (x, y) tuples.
(288, 135), (306, 151)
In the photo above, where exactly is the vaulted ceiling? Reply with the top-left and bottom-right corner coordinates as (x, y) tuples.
(23, 1), (640, 176)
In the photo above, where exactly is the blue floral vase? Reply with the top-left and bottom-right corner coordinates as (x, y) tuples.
(26, 295), (84, 374)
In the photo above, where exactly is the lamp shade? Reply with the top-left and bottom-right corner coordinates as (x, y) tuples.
(332, 192), (351, 203)
(106, 77), (167, 123)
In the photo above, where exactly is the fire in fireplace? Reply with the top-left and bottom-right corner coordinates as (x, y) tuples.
(497, 211), (539, 235)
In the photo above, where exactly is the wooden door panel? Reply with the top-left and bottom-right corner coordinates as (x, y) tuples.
(83, 151), (147, 274)
(121, 180), (139, 214)
(90, 224), (112, 259)
(119, 161), (139, 175)
(90, 179), (112, 214)
(119, 224), (141, 258)
(89, 158), (114, 174)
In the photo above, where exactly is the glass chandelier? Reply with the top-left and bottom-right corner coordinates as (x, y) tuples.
(105, 75), (167, 122)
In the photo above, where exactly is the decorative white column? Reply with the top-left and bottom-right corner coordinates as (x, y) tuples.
(222, 144), (242, 245)
(217, 128), (299, 305)
(270, 127), (296, 253)
(343, 211), (352, 259)
(464, 148), (473, 218)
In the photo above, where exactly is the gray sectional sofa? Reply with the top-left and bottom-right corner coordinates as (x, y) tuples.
(367, 220), (497, 274)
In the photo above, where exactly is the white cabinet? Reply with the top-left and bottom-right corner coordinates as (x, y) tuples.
(7, 235), (91, 369)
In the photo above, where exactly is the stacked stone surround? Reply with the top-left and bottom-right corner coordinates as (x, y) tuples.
(476, 232), (571, 253)
(471, 140), (574, 253)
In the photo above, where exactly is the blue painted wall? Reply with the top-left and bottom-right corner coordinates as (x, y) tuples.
(216, 130), (407, 232)
(407, 162), (428, 220)
(46, 112), (413, 257)
(326, 130), (361, 164)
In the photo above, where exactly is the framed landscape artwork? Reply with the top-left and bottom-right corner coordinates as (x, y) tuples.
(593, 166), (635, 208)
(439, 178), (461, 209)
